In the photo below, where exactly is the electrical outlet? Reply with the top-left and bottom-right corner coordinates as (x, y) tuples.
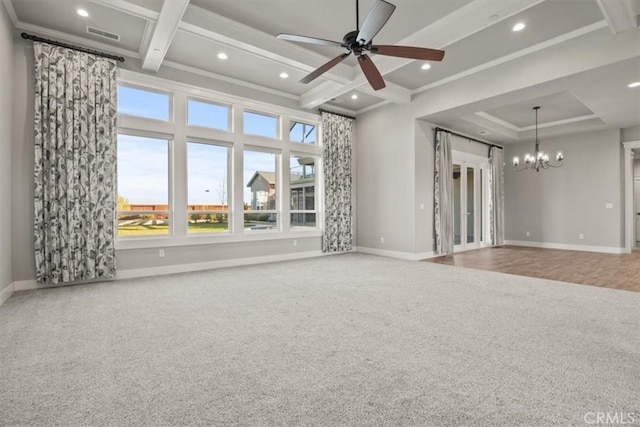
(525, 231), (530, 237)
(419, 203), (425, 210)
(293, 239), (297, 247)
(380, 237), (385, 243)
(159, 249), (165, 257)
(579, 234), (584, 240)
(605, 203), (613, 209)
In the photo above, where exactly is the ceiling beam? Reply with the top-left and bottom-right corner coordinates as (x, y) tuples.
(412, 27), (640, 121)
(299, 0), (545, 109)
(141, 0), (189, 72)
(88, 0), (159, 21)
(179, 5), (353, 85)
(596, 0), (638, 34)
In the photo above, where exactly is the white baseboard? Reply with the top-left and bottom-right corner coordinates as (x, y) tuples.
(12, 251), (328, 291)
(355, 246), (436, 261)
(14, 279), (43, 291)
(505, 240), (626, 254)
(0, 282), (15, 306)
(116, 250), (326, 280)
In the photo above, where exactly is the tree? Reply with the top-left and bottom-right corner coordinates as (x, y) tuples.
(117, 195), (131, 211)
(217, 177), (226, 209)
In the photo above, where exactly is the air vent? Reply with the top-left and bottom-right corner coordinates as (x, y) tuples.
(86, 26), (120, 42)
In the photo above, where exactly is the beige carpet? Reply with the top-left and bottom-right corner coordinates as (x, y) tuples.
(1, 253), (639, 426)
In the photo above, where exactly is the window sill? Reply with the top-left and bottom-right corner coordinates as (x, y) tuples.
(115, 229), (322, 250)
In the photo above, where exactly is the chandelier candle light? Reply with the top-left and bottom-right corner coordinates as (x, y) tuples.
(512, 106), (564, 172)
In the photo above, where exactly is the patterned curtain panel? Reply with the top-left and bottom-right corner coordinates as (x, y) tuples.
(489, 146), (505, 246)
(434, 130), (454, 255)
(322, 112), (354, 253)
(33, 42), (117, 284)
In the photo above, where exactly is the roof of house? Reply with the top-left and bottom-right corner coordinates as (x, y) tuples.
(246, 171), (275, 187)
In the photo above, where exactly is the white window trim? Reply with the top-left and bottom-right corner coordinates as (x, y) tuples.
(115, 69), (322, 250)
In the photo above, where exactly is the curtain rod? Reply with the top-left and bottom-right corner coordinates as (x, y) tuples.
(21, 33), (125, 63)
(319, 108), (356, 120)
(435, 127), (502, 150)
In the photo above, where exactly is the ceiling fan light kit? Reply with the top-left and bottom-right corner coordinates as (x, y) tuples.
(276, 0), (445, 91)
(512, 106), (564, 172)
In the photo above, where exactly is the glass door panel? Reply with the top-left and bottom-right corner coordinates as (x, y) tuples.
(466, 168), (475, 244)
(453, 164), (461, 246)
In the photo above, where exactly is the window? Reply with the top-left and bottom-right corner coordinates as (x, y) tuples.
(289, 121), (316, 144)
(117, 135), (170, 237)
(117, 85), (170, 121)
(244, 150), (278, 231)
(187, 142), (229, 234)
(187, 99), (229, 131)
(290, 155), (317, 228)
(243, 111), (278, 138)
(116, 76), (321, 246)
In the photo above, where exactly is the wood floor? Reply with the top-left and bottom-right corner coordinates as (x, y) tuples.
(428, 245), (640, 293)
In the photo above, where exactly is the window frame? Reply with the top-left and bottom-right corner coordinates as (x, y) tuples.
(186, 139), (233, 236)
(242, 109), (281, 140)
(289, 153), (319, 230)
(115, 71), (322, 250)
(243, 146), (281, 233)
(116, 131), (174, 240)
(117, 83), (173, 123)
(186, 97), (232, 133)
(289, 120), (317, 145)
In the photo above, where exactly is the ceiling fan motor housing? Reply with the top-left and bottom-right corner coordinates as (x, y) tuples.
(343, 30), (367, 55)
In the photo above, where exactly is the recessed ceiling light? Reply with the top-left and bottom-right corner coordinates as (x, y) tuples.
(351, 94), (358, 100)
(77, 8), (89, 17)
(217, 52), (228, 60)
(420, 63), (431, 70)
(512, 22), (526, 32)
(628, 81), (640, 88)
(279, 72), (289, 79)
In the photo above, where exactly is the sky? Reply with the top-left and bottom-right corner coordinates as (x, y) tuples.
(117, 86), (314, 206)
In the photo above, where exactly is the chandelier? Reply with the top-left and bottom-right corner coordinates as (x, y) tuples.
(512, 106), (563, 172)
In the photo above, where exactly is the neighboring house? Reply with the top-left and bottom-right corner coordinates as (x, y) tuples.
(290, 157), (316, 227)
(246, 160), (316, 226)
(246, 171), (276, 210)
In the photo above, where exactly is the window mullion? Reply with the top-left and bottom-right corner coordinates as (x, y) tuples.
(173, 91), (188, 238)
(281, 148), (291, 232)
(232, 107), (245, 235)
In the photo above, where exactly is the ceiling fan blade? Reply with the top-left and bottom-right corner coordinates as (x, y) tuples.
(358, 54), (385, 90)
(370, 45), (445, 61)
(277, 33), (345, 48)
(356, 0), (396, 45)
(300, 53), (351, 84)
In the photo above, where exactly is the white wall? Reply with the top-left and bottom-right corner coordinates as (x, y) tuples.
(0, 3), (13, 299)
(10, 40), (322, 283)
(504, 129), (624, 249)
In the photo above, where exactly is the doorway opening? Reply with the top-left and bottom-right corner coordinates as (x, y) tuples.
(452, 151), (490, 252)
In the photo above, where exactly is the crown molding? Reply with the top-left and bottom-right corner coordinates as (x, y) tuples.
(1, 0), (17, 26)
(411, 20), (609, 96)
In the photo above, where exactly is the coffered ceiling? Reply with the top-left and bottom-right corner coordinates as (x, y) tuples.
(2, 0), (639, 143)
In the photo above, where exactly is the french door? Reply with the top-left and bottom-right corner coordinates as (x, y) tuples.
(452, 151), (489, 252)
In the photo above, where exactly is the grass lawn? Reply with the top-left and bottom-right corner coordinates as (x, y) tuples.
(118, 222), (228, 236)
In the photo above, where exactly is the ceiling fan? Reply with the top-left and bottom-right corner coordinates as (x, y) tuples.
(276, 0), (445, 91)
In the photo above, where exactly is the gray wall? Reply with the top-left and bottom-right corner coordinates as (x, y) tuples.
(504, 129), (624, 249)
(0, 3), (12, 294)
(355, 101), (491, 257)
(355, 103), (417, 254)
(10, 40), (322, 282)
(622, 125), (640, 143)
